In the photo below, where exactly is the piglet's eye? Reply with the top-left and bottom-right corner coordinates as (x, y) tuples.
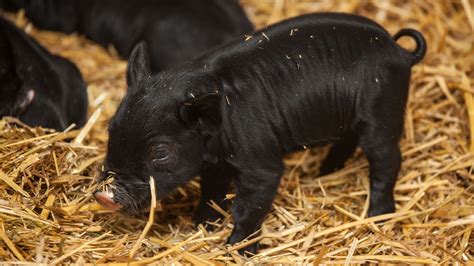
(152, 145), (171, 163)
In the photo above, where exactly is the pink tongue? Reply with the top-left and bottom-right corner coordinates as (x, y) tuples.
(94, 191), (122, 211)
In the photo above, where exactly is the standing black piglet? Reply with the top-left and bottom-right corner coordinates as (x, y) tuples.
(95, 13), (426, 254)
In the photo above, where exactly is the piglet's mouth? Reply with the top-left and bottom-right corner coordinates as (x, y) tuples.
(93, 191), (123, 211)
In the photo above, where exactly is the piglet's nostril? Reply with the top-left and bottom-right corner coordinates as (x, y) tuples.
(93, 190), (122, 211)
(99, 170), (116, 182)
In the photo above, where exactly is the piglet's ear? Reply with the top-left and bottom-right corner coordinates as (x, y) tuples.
(126, 41), (151, 88)
(179, 92), (222, 134)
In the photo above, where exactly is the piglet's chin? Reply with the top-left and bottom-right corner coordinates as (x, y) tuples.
(93, 191), (123, 211)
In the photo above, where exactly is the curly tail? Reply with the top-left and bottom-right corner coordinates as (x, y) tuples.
(393, 28), (427, 65)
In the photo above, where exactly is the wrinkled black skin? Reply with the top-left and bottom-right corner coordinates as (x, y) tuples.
(0, 17), (88, 130)
(103, 13), (426, 255)
(0, 0), (254, 73)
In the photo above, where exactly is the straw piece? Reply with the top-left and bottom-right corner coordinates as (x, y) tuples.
(256, 212), (410, 257)
(461, 0), (474, 31)
(150, 237), (215, 265)
(35, 236), (45, 264)
(460, 226), (472, 254)
(13, 130), (77, 162)
(0, 170), (29, 198)
(52, 150), (60, 176)
(59, 203), (109, 215)
(73, 107), (102, 145)
(130, 230), (203, 265)
(313, 246), (329, 265)
(92, 92), (108, 107)
(96, 234), (128, 264)
(327, 255), (435, 264)
(208, 200), (230, 218)
(461, 74), (474, 152)
(40, 194), (56, 220)
(11, 153), (40, 178)
(72, 154), (106, 174)
(50, 233), (110, 265)
(0, 206), (58, 227)
(401, 136), (447, 156)
(128, 176), (158, 258)
(344, 238), (359, 265)
(444, 215), (474, 229)
(0, 224), (25, 261)
(0, 132), (59, 149)
(435, 76), (460, 108)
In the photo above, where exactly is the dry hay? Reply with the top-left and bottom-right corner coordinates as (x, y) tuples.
(0, 0), (473, 264)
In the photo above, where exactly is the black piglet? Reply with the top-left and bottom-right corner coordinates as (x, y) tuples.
(0, 17), (88, 130)
(0, 0), (254, 73)
(98, 13), (426, 255)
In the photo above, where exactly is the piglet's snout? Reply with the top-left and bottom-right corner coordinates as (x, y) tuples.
(93, 191), (122, 211)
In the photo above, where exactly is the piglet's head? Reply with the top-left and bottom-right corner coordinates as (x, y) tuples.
(94, 42), (223, 215)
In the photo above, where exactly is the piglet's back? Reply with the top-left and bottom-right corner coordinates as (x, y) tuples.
(198, 13), (424, 153)
(208, 13), (410, 71)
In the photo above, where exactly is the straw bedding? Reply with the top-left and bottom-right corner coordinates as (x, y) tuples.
(0, 0), (473, 264)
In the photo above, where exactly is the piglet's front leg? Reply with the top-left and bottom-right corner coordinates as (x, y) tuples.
(194, 163), (234, 227)
(228, 165), (283, 255)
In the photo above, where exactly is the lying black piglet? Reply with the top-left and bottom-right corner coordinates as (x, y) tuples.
(95, 13), (426, 254)
(0, 0), (254, 73)
(0, 17), (88, 130)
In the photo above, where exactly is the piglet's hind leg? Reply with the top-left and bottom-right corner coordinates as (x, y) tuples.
(362, 140), (401, 216)
(319, 132), (358, 176)
(359, 68), (409, 217)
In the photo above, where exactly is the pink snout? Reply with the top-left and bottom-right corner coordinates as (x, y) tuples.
(93, 191), (123, 211)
